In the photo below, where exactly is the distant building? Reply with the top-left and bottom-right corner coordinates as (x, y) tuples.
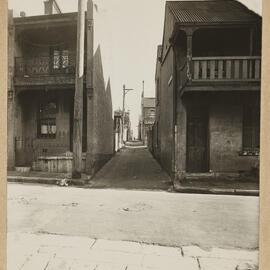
(152, 0), (261, 183)
(123, 111), (132, 142)
(114, 109), (131, 151)
(114, 110), (122, 152)
(149, 45), (163, 157)
(7, 1), (114, 174)
(139, 92), (156, 145)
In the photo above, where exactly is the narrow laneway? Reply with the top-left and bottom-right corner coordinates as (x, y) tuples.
(88, 144), (172, 190)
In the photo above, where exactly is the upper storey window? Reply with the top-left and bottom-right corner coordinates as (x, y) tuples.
(52, 49), (70, 70)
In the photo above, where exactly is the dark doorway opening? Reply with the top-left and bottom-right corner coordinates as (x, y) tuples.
(187, 106), (209, 173)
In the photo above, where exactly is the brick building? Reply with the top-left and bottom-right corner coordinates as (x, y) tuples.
(152, 1), (261, 183)
(7, 1), (114, 174)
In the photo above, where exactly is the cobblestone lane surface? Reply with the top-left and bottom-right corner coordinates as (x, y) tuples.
(88, 146), (172, 190)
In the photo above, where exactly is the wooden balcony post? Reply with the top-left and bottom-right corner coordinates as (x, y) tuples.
(186, 29), (193, 80)
(8, 10), (16, 169)
(249, 27), (254, 56)
(249, 27), (255, 79)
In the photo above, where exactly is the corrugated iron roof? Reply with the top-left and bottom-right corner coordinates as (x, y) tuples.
(167, 0), (260, 24)
(142, 97), (155, 108)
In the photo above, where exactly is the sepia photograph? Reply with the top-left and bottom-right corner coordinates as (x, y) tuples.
(3, 0), (265, 269)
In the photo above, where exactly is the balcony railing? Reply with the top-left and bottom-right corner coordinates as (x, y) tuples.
(15, 53), (76, 77)
(191, 56), (261, 82)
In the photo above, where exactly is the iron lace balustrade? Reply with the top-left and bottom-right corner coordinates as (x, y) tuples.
(191, 56), (261, 82)
(15, 53), (76, 77)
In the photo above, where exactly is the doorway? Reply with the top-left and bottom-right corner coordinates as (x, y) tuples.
(186, 106), (209, 173)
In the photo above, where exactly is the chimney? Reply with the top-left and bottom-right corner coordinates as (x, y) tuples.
(44, 0), (53, 15)
(8, 9), (13, 22)
(20, 11), (26, 17)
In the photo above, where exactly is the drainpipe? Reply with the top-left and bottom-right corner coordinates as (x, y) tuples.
(170, 25), (179, 184)
(172, 45), (177, 183)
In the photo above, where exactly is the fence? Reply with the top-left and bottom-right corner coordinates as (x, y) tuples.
(15, 53), (76, 77)
(14, 133), (70, 167)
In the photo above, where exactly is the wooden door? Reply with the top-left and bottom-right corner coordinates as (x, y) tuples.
(187, 107), (209, 173)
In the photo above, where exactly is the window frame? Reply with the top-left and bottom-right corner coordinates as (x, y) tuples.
(38, 118), (57, 139)
(37, 97), (58, 139)
(242, 104), (260, 154)
(50, 47), (70, 73)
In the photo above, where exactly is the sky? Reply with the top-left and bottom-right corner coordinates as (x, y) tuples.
(9, 0), (262, 136)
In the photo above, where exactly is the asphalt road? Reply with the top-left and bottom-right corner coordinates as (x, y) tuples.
(8, 183), (259, 250)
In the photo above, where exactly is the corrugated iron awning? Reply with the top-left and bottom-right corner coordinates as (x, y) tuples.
(167, 1), (261, 24)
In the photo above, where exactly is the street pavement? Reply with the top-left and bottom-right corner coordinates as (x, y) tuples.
(7, 146), (259, 269)
(8, 183), (258, 249)
(8, 183), (259, 269)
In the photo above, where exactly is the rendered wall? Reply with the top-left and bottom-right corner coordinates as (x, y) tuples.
(15, 90), (72, 166)
(158, 48), (175, 176)
(209, 95), (259, 172)
(175, 93), (260, 174)
(89, 46), (114, 173)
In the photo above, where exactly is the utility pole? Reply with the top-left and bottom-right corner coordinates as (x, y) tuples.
(86, 0), (95, 174)
(140, 80), (144, 142)
(72, 0), (86, 178)
(121, 84), (133, 145)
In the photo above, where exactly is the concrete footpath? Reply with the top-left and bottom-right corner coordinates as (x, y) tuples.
(174, 182), (259, 196)
(8, 232), (258, 270)
(7, 146), (259, 196)
(7, 171), (87, 186)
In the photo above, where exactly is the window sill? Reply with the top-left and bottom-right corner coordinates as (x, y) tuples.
(37, 136), (56, 139)
(239, 150), (259, 156)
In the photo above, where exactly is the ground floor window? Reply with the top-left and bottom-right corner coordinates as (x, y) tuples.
(242, 105), (260, 151)
(38, 97), (58, 139)
(39, 118), (56, 138)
